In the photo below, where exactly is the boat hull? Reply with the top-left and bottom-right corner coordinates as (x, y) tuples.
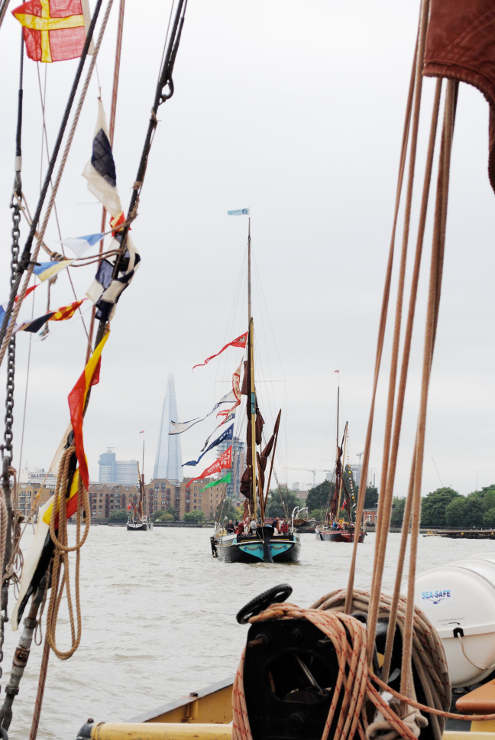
(316, 528), (365, 543)
(211, 534), (300, 563)
(127, 521), (151, 531)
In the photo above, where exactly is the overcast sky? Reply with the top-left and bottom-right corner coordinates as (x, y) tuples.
(0, 1), (494, 496)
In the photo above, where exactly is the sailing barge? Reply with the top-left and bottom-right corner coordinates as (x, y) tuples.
(209, 214), (300, 564)
(316, 385), (366, 544)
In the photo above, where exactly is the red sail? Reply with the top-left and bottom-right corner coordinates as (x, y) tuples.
(423, 0), (495, 193)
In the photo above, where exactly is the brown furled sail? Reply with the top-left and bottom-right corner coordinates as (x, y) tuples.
(423, 0), (495, 193)
(239, 326), (264, 511)
(257, 409), (281, 499)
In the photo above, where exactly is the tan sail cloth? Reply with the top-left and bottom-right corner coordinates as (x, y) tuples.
(423, 0), (495, 192)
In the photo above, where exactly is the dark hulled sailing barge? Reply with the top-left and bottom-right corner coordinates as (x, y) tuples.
(211, 217), (300, 564)
(316, 384), (365, 543)
(126, 462), (152, 531)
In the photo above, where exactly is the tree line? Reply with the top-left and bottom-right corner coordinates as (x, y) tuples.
(391, 485), (495, 528)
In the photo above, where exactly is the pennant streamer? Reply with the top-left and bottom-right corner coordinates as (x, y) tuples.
(193, 331), (247, 370)
(200, 410), (236, 453)
(183, 423), (234, 468)
(12, 0), (88, 63)
(33, 259), (73, 282)
(169, 390), (235, 435)
(186, 446), (232, 488)
(62, 232), (103, 258)
(227, 208), (249, 215)
(16, 299), (85, 333)
(200, 471), (231, 492)
(68, 330), (109, 489)
(217, 362), (242, 419)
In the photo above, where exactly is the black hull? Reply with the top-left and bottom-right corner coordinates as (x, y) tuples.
(211, 535), (300, 563)
(316, 528), (365, 543)
(127, 521), (150, 531)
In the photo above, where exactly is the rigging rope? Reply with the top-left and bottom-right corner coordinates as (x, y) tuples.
(34, 63), (88, 339)
(0, 0), (107, 364)
(344, 17), (420, 613)
(85, 0), (126, 362)
(92, 0), (189, 351)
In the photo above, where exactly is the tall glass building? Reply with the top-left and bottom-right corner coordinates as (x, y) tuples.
(153, 374), (182, 482)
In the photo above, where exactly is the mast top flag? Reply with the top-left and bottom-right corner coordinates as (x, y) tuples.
(227, 208), (249, 216)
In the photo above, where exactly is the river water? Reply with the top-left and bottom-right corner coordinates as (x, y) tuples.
(3, 527), (494, 738)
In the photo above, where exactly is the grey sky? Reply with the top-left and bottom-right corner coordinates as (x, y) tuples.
(0, 1), (493, 496)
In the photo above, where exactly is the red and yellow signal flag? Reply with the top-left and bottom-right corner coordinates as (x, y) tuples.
(68, 330), (109, 489)
(51, 298), (85, 321)
(12, 0), (88, 63)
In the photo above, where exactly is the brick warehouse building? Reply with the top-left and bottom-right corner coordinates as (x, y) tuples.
(86, 478), (227, 522)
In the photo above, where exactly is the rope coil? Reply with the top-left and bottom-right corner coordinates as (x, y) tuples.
(233, 591), (453, 740)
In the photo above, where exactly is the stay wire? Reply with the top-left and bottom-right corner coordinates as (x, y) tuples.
(34, 63), (89, 339)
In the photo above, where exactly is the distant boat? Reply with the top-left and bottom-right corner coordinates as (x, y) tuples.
(316, 384), (365, 544)
(127, 450), (152, 532)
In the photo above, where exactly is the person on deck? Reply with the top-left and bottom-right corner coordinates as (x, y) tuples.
(226, 520), (234, 533)
(250, 519), (258, 534)
(281, 520), (289, 535)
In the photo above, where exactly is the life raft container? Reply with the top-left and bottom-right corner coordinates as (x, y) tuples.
(416, 554), (495, 687)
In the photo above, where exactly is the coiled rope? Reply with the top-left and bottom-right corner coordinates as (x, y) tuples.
(233, 601), (436, 740)
(233, 594), (495, 740)
(312, 589), (450, 739)
(29, 446), (90, 738)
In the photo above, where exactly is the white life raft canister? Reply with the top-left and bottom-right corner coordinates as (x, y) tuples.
(416, 555), (495, 688)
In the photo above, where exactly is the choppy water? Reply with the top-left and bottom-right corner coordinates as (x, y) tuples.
(3, 527), (494, 738)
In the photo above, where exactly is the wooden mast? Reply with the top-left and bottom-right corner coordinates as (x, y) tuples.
(247, 217), (259, 521)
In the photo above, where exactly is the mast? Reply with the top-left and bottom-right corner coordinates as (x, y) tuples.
(141, 432), (146, 517)
(246, 217), (259, 521)
(247, 216), (252, 324)
(248, 319), (258, 520)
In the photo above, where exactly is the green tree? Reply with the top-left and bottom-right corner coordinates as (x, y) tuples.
(391, 497), (405, 526)
(483, 508), (495, 528)
(420, 487), (460, 527)
(445, 497), (467, 527)
(463, 493), (484, 528)
(266, 486), (299, 518)
(310, 508), (326, 522)
(184, 510), (205, 524)
(215, 500), (242, 523)
(109, 509), (128, 523)
(154, 510), (175, 522)
(364, 486), (379, 509)
(306, 481), (333, 513)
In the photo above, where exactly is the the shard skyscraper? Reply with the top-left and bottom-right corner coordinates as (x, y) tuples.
(153, 374), (183, 482)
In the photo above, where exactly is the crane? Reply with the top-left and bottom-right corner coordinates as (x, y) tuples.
(287, 467), (332, 488)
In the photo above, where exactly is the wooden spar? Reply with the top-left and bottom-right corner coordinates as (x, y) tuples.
(136, 461), (143, 519)
(248, 318), (258, 520)
(247, 217), (252, 324)
(262, 409), (281, 517)
(246, 216), (259, 520)
(335, 422), (349, 519)
(141, 432), (146, 516)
